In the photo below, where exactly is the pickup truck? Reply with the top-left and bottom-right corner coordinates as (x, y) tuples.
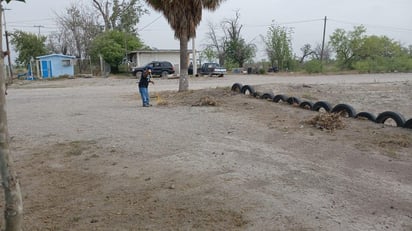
(197, 63), (226, 77)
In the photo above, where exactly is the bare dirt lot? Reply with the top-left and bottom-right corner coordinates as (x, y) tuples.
(2, 73), (412, 230)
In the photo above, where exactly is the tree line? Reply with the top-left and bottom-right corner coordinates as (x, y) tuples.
(8, 1), (412, 75)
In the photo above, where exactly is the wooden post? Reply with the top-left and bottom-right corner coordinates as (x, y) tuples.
(0, 4), (24, 230)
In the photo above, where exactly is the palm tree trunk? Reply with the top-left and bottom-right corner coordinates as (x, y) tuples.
(179, 36), (189, 91)
(0, 7), (24, 231)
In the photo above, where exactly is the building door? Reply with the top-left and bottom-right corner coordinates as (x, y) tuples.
(41, 60), (52, 78)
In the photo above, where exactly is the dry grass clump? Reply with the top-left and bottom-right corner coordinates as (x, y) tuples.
(192, 96), (219, 106)
(307, 113), (345, 131)
(156, 93), (168, 106)
(375, 134), (411, 148)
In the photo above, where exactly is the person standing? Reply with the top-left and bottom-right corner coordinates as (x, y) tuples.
(138, 66), (154, 107)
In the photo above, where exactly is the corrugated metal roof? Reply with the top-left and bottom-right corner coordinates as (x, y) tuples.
(36, 54), (76, 59)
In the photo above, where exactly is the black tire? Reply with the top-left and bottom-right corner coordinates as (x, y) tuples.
(273, 94), (288, 103)
(404, 118), (412, 129)
(299, 101), (314, 110)
(231, 83), (243, 93)
(261, 92), (275, 100)
(355, 112), (376, 122)
(312, 101), (333, 112)
(331, 103), (357, 118)
(254, 91), (262, 98)
(161, 71), (169, 78)
(241, 85), (255, 96)
(135, 71), (142, 78)
(375, 111), (406, 127)
(286, 97), (301, 105)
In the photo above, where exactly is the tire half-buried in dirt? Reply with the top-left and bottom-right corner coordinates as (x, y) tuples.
(355, 112), (377, 122)
(273, 94), (288, 103)
(241, 85), (256, 96)
(231, 83), (243, 93)
(286, 97), (302, 105)
(261, 92), (275, 100)
(299, 101), (314, 110)
(312, 101), (333, 112)
(331, 103), (357, 118)
(375, 111), (406, 127)
(404, 118), (412, 129)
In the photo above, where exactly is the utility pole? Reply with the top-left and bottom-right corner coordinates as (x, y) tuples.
(33, 25), (44, 37)
(320, 16), (327, 64)
(192, 38), (197, 76)
(2, 6), (12, 80)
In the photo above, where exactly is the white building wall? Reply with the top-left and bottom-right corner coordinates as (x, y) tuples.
(139, 53), (180, 68)
(133, 53), (176, 66)
(130, 50), (199, 75)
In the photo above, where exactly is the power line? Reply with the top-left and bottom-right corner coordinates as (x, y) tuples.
(8, 24), (57, 29)
(279, 18), (324, 25)
(244, 18), (323, 28)
(138, 15), (162, 32)
(8, 17), (55, 24)
(328, 18), (412, 32)
(33, 25), (44, 37)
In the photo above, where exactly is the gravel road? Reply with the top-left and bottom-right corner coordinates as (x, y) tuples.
(4, 72), (412, 230)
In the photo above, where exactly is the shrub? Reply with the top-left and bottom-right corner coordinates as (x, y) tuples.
(304, 60), (323, 73)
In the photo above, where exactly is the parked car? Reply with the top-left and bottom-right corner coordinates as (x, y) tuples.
(196, 62), (226, 77)
(131, 61), (175, 78)
(268, 66), (279, 73)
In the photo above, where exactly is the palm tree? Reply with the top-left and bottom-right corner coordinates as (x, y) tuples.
(144, 0), (226, 91)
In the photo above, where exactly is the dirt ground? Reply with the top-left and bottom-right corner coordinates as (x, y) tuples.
(2, 73), (412, 230)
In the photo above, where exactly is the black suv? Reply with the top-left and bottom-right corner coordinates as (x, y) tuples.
(131, 61), (175, 78)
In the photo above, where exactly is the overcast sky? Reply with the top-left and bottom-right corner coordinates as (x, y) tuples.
(4, 0), (412, 61)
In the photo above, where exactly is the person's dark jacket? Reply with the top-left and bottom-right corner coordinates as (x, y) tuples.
(138, 72), (151, 88)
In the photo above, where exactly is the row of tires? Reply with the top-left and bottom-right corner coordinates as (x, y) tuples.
(231, 83), (412, 129)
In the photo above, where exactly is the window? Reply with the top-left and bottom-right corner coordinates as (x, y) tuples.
(62, 59), (72, 66)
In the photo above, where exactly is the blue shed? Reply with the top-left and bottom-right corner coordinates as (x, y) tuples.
(36, 54), (76, 78)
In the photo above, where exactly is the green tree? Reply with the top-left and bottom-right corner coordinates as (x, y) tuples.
(355, 35), (412, 73)
(261, 22), (293, 71)
(1, 1), (26, 231)
(90, 30), (145, 72)
(329, 25), (366, 70)
(145, 0), (226, 91)
(92, 0), (147, 33)
(223, 11), (256, 67)
(201, 46), (217, 63)
(10, 31), (48, 66)
(225, 38), (256, 67)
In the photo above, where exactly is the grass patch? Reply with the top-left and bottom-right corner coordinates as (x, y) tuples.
(52, 140), (98, 157)
(354, 131), (412, 158)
